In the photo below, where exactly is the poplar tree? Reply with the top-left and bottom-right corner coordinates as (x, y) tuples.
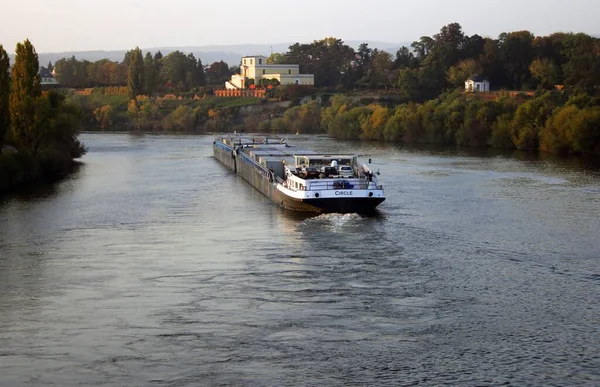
(127, 47), (144, 100)
(143, 52), (156, 95)
(0, 44), (10, 144)
(9, 39), (41, 153)
(196, 58), (206, 86)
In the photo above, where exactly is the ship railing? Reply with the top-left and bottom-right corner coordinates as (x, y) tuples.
(305, 180), (379, 191)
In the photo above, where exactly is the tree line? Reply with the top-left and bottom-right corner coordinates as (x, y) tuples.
(254, 91), (600, 155)
(269, 23), (599, 99)
(0, 40), (85, 194)
(52, 50), (235, 92)
(45, 22), (600, 101)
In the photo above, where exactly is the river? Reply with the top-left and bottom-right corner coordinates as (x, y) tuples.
(1, 133), (599, 386)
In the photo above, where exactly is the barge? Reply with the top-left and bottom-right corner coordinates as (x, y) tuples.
(213, 135), (385, 214)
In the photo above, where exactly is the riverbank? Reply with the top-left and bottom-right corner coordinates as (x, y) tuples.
(0, 151), (82, 197)
(65, 86), (600, 156)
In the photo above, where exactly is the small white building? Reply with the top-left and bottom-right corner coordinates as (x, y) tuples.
(465, 75), (490, 92)
(226, 55), (314, 89)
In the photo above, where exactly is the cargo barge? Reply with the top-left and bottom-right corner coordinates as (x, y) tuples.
(213, 135), (385, 214)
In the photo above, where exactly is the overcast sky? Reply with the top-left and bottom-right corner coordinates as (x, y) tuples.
(2, 0), (598, 53)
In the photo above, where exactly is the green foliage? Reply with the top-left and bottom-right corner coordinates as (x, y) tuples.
(489, 113), (515, 148)
(541, 105), (600, 154)
(457, 99), (499, 146)
(0, 44), (10, 144)
(510, 91), (562, 150)
(279, 101), (322, 134)
(317, 89), (599, 155)
(327, 106), (371, 140)
(500, 31), (535, 89)
(447, 59), (482, 87)
(360, 104), (390, 140)
(284, 37), (355, 88)
(157, 51), (206, 91)
(143, 52), (158, 95)
(9, 39), (42, 154)
(529, 58), (559, 89)
(127, 47), (144, 100)
(162, 105), (196, 132)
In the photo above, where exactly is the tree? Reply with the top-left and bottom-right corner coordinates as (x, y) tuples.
(266, 53), (285, 64)
(447, 59), (482, 87)
(196, 58), (206, 87)
(0, 45), (10, 144)
(159, 51), (203, 89)
(127, 47), (144, 100)
(560, 33), (600, 92)
(500, 31), (535, 89)
(393, 46), (416, 69)
(205, 61), (231, 85)
(284, 37), (355, 88)
(412, 36), (435, 61)
(426, 22), (466, 68)
(479, 38), (504, 86)
(529, 58), (559, 89)
(9, 39), (41, 154)
(143, 52), (157, 95)
(153, 51), (164, 89)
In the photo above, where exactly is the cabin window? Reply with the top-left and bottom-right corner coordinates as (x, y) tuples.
(259, 59), (262, 65)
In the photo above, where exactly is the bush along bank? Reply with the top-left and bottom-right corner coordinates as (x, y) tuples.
(254, 90), (600, 156)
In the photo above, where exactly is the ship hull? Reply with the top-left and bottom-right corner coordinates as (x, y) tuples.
(279, 194), (384, 214)
(213, 140), (385, 214)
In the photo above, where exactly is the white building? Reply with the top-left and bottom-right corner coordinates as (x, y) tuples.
(465, 75), (490, 92)
(226, 55), (314, 89)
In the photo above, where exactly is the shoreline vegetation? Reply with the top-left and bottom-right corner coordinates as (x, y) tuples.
(58, 22), (599, 156)
(2, 23), (600, 194)
(0, 40), (85, 197)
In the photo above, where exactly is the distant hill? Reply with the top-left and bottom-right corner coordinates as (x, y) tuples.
(9, 41), (412, 67)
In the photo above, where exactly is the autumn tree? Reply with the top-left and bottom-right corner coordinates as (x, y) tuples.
(447, 59), (482, 87)
(529, 58), (559, 89)
(9, 39), (41, 154)
(0, 44), (10, 143)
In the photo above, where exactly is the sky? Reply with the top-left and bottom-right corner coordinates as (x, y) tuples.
(2, 0), (598, 53)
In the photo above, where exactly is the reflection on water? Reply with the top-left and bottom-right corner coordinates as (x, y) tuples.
(0, 133), (599, 386)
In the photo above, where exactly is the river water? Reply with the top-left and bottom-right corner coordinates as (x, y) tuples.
(1, 133), (599, 386)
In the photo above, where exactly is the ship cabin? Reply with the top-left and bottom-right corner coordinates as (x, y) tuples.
(290, 155), (357, 180)
(282, 154), (378, 192)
